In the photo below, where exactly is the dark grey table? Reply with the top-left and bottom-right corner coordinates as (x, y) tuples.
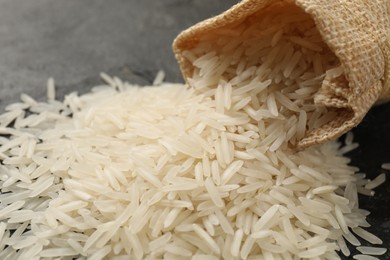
(0, 1), (388, 258)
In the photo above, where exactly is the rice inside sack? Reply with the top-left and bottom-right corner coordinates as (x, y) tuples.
(178, 3), (342, 149)
(0, 74), (385, 259)
(173, 0), (390, 148)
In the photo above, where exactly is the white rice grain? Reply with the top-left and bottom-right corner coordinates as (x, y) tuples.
(231, 228), (244, 257)
(381, 163), (390, 170)
(153, 70), (166, 86)
(365, 173), (386, 190)
(253, 205), (279, 231)
(205, 177), (224, 207)
(47, 78), (56, 101)
(40, 248), (78, 257)
(353, 255), (380, 260)
(192, 224), (220, 255)
(356, 246), (387, 255)
(353, 227), (383, 245)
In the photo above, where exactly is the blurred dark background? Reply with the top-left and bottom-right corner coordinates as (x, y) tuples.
(0, 0), (388, 258)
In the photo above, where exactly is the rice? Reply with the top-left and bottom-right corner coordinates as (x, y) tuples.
(0, 3), (386, 259)
(152, 70), (166, 86)
(353, 255), (380, 260)
(46, 78), (56, 101)
(192, 254), (219, 260)
(343, 231), (361, 246)
(357, 246), (387, 255)
(298, 245), (328, 258)
(253, 205), (280, 231)
(204, 177), (224, 207)
(192, 224), (220, 255)
(231, 228), (244, 257)
(381, 163), (390, 170)
(352, 227), (383, 245)
(364, 173), (386, 190)
(0, 200), (25, 219)
(40, 247), (78, 257)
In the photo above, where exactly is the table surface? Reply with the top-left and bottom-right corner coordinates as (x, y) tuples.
(0, 1), (388, 258)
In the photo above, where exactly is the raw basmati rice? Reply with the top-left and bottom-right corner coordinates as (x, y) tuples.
(381, 163), (390, 170)
(353, 255), (380, 260)
(231, 228), (244, 257)
(352, 227), (383, 245)
(0, 3), (387, 260)
(364, 173), (386, 190)
(46, 78), (56, 101)
(192, 224), (220, 255)
(152, 70), (166, 86)
(356, 246), (387, 255)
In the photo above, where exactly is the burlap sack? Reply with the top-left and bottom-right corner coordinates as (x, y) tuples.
(172, 0), (390, 149)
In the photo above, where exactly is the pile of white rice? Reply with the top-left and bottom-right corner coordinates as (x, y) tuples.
(0, 3), (387, 260)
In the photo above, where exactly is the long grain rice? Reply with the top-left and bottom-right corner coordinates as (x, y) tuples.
(356, 246), (387, 255)
(364, 173), (386, 190)
(353, 255), (380, 260)
(353, 227), (383, 245)
(0, 4), (386, 259)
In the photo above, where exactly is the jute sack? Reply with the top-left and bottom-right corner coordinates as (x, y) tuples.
(173, 0), (390, 148)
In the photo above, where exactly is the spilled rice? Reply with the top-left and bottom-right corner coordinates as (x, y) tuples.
(0, 3), (387, 260)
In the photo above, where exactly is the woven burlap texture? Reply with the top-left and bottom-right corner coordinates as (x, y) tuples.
(173, 0), (390, 148)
